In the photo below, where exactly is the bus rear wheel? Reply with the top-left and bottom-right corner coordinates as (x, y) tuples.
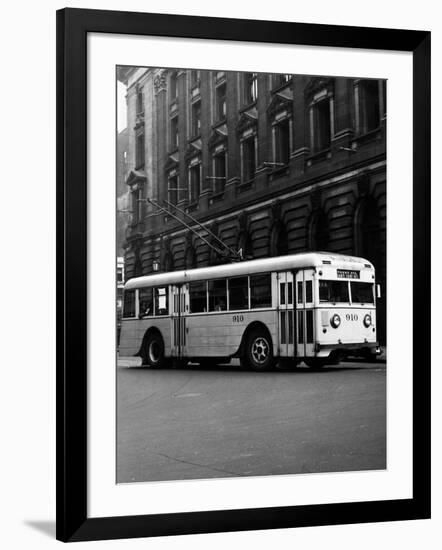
(142, 332), (166, 368)
(242, 328), (275, 371)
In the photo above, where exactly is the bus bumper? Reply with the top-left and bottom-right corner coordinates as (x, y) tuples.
(315, 341), (381, 359)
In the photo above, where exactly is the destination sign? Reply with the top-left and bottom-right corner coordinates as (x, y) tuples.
(337, 269), (360, 279)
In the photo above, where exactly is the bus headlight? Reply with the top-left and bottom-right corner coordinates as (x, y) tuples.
(363, 314), (372, 327)
(330, 314), (341, 328)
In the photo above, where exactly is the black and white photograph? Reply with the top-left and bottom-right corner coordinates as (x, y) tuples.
(116, 67), (387, 484)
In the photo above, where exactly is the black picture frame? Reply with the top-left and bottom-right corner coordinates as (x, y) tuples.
(56, 8), (431, 542)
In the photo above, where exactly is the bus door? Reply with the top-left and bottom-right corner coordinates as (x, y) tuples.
(171, 284), (189, 358)
(295, 270), (315, 357)
(278, 272), (294, 357)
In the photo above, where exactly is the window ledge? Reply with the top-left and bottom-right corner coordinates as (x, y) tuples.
(306, 148), (331, 165)
(353, 127), (382, 146)
(239, 101), (257, 113)
(210, 190), (225, 202)
(237, 179), (254, 193)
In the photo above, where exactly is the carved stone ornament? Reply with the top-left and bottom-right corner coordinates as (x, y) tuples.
(304, 77), (333, 99)
(154, 72), (167, 95)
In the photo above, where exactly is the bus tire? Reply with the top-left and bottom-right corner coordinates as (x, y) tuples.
(142, 332), (166, 368)
(242, 327), (275, 371)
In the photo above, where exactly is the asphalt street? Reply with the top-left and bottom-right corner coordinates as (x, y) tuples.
(117, 360), (386, 483)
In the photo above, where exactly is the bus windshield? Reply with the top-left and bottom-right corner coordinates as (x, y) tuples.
(350, 282), (374, 304)
(319, 280), (349, 303)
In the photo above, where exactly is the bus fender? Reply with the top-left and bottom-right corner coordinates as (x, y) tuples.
(235, 321), (273, 358)
(137, 326), (164, 358)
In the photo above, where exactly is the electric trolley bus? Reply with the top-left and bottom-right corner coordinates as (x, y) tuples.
(119, 252), (381, 370)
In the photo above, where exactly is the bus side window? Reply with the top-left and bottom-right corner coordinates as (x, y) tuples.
(139, 287), (153, 317)
(229, 276), (248, 310)
(123, 289), (136, 318)
(250, 274), (271, 308)
(154, 286), (169, 315)
(189, 281), (207, 313)
(208, 279), (227, 311)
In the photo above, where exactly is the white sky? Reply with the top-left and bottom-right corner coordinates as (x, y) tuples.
(117, 80), (127, 133)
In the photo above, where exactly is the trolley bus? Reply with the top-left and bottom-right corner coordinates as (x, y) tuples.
(119, 252), (381, 370)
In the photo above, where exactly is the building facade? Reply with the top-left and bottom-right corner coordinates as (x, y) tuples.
(117, 67), (386, 343)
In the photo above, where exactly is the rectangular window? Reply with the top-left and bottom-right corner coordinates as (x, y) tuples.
(350, 282), (374, 304)
(170, 115), (179, 150)
(297, 311), (304, 343)
(229, 276), (249, 310)
(208, 279), (227, 312)
(189, 164), (200, 203)
(216, 82), (227, 120)
(275, 119), (290, 165)
(312, 98), (331, 152)
(191, 100), (201, 136)
(306, 310), (314, 343)
(359, 79), (380, 133)
(280, 311), (286, 344)
(123, 290), (136, 318)
(135, 133), (145, 169)
(280, 282), (286, 305)
(139, 287), (153, 317)
(319, 280), (350, 303)
(189, 281), (207, 313)
(287, 282), (293, 304)
(154, 287), (169, 315)
(297, 281), (303, 304)
(168, 174), (178, 206)
(213, 151), (227, 193)
(244, 73), (258, 104)
(306, 280), (313, 303)
(250, 274), (271, 309)
(242, 136), (256, 182)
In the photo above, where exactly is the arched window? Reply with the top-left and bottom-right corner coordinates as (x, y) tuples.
(310, 210), (330, 251)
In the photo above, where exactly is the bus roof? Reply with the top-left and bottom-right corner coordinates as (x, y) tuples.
(124, 252), (374, 290)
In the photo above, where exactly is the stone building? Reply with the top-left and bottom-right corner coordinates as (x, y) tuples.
(117, 67), (386, 343)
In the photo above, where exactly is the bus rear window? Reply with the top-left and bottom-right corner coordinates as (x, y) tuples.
(250, 274), (271, 308)
(319, 280), (349, 303)
(351, 282), (374, 304)
(123, 289), (136, 318)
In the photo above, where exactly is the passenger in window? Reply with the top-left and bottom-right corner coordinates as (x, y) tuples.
(215, 298), (226, 311)
(139, 300), (152, 318)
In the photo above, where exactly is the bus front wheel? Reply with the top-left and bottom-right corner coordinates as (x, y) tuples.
(142, 332), (166, 368)
(242, 328), (275, 371)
